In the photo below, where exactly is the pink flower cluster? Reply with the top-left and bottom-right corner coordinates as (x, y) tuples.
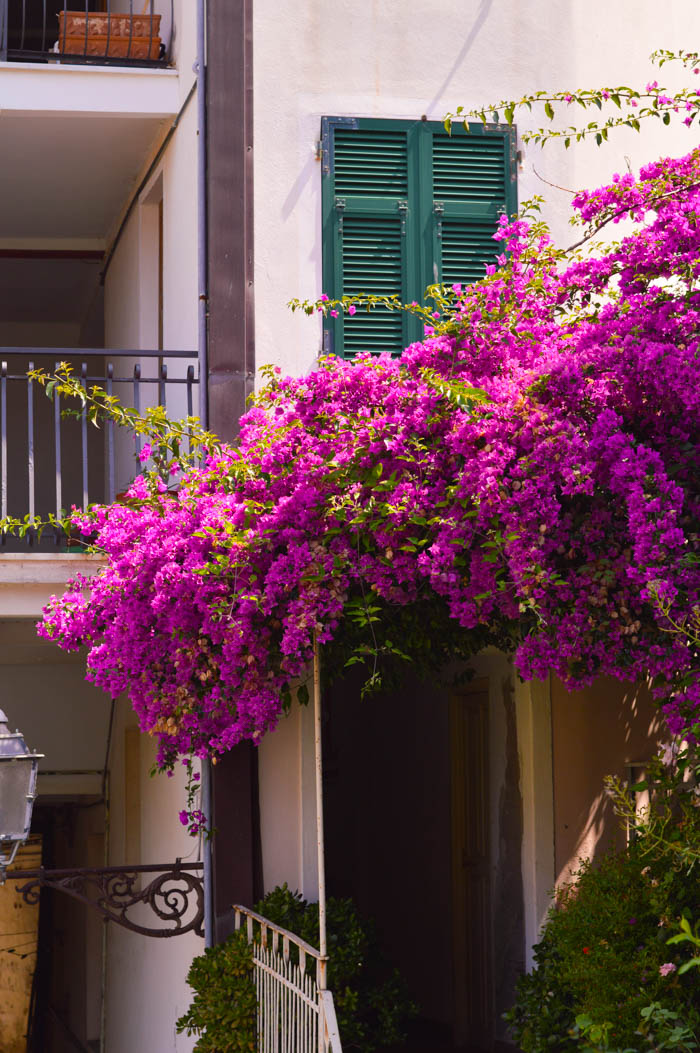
(39, 148), (700, 767)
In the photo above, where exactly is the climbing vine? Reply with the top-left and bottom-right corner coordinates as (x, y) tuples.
(30, 138), (700, 792)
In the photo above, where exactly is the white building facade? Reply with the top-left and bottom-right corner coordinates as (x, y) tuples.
(1, 1), (699, 1050)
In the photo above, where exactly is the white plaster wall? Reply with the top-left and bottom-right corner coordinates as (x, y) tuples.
(253, 0), (700, 378)
(105, 698), (202, 1053)
(103, 60), (198, 491)
(258, 696), (320, 898)
(515, 676), (554, 971)
(97, 8), (201, 1048)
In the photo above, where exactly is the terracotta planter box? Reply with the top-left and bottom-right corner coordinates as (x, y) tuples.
(57, 11), (162, 60)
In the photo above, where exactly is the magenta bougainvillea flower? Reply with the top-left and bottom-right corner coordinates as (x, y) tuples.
(38, 148), (700, 772)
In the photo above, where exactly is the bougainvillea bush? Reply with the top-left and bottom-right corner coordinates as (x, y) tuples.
(37, 146), (700, 789)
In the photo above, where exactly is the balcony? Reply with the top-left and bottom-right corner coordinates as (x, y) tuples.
(1, 1), (172, 67)
(0, 348), (199, 548)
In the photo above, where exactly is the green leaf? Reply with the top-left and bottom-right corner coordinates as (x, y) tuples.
(297, 683), (310, 706)
(544, 101), (554, 121)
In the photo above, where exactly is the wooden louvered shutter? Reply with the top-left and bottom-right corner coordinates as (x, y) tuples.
(429, 128), (516, 286)
(321, 119), (517, 359)
(322, 120), (422, 359)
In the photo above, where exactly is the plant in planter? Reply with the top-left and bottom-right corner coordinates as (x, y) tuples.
(57, 5), (162, 61)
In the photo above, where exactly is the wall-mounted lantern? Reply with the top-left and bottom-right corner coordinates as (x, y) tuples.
(1, 709), (204, 937)
(0, 708), (43, 882)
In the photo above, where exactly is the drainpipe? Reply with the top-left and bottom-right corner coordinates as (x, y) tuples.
(196, 0), (209, 430)
(196, 0), (213, 949)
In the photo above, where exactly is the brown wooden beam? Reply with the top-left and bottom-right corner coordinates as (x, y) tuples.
(206, 0), (254, 445)
(206, 0), (259, 931)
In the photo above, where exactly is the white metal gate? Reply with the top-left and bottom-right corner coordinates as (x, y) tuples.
(233, 905), (342, 1053)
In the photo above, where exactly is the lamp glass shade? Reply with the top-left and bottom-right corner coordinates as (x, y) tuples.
(0, 756), (38, 840)
(0, 710), (43, 862)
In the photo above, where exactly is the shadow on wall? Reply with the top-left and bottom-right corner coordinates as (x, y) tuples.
(552, 676), (664, 886)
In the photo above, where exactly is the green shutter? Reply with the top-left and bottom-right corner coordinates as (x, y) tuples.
(322, 119), (415, 359)
(334, 128), (409, 197)
(341, 216), (404, 355)
(322, 118), (517, 359)
(433, 134), (508, 202)
(440, 220), (504, 284)
(430, 130), (512, 287)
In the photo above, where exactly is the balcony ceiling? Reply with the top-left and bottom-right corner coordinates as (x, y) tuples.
(0, 111), (168, 243)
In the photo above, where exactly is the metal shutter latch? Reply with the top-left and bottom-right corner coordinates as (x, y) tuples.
(434, 201), (444, 239)
(398, 200), (408, 235)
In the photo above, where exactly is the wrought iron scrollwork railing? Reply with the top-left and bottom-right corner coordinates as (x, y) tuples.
(0, 348), (198, 547)
(0, 0), (172, 67)
(10, 859), (204, 937)
(234, 905), (343, 1053)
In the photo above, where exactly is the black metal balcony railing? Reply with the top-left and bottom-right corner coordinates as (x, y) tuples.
(0, 349), (198, 547)
(0, 1), (172, 67)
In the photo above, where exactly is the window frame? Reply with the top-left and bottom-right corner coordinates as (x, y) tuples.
(320, 115), (518, 359)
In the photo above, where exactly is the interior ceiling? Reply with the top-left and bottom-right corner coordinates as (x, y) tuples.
(0, 111), (166, 241)
(0, 257), (102, 326)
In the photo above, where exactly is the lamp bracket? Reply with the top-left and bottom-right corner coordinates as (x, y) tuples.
(8, 859), (204, 938)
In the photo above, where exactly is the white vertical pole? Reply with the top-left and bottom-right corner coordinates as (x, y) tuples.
(313, 633), (327, 990)
(201, 758), (214, 947)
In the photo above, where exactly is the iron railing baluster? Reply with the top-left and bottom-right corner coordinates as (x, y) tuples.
(126, 0), (134, 60)
(105, 0), (112, 61)
(1, 362), (6, 527)
(27, 362), (35, 537)
(81, 363), (88, 509)
(107, 363), (115, 503)
(133, 362), (142, 460)
(0, 0), (8, 63)
(81, 0), (88, 60)
(159, 361), (167, 410)
(54, 360), (62, 527)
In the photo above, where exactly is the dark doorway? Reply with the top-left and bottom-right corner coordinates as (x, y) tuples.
(323, 674), (497, 1051)
(26, 801), (105, 1053)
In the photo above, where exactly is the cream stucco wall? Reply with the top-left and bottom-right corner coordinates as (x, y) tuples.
(252, 0), (700, 378)
(97, 7), (202, 1048)
(258, 691), (320, 898)
(551, 676), (663, 887)
(104, 698), (203, 1053)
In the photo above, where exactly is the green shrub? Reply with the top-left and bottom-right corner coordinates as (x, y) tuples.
(505, 850), (700, 1051)
(176, 928), (256, 1053)
(255, 884), (417, 1051)
(177, 886), (416, 1053)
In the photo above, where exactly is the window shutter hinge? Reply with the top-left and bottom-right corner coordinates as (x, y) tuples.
(398, 200), (408, 235)
(434, 201), (444, 239)
(335, 197), (346, 233)
(323, 327), (334, 356)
